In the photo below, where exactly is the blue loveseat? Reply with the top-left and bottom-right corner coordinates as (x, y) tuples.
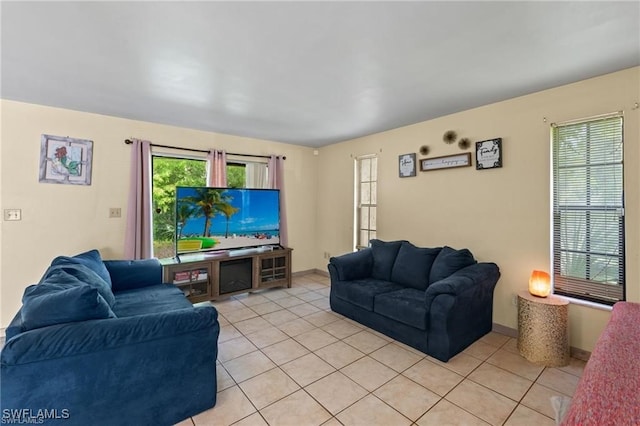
(329, 240), (500, 362)
(1, 250), (220, 426)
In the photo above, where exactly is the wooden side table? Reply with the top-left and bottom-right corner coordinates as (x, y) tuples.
(517, 291), (569, 367)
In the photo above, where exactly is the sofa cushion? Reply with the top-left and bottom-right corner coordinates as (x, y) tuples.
(391, 242), (441, 290)
(429, 246), (477, 284)
(51, 249), (112, 287)
(21, 280), (115, 331)
(374, 288), (428, 330)
(112, 284), (193, 317)
(104, 259), (162, 291)
(370, 239), (404, 281)
(42, 264), (116, 307)
(332, 279), (404, 311)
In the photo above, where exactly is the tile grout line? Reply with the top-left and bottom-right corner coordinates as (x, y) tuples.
(211, 276), (578, 426)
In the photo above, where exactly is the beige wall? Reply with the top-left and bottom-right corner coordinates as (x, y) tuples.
(2, 68), (638, 353)
(316, 67), (640, 353)
(0, 100), (317, 327)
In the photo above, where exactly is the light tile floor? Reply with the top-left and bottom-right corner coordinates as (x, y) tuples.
(181, 273), (585, 426)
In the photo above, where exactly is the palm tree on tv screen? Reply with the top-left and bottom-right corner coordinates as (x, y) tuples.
(176, 202), (197, 239)
(217, 202), (239, 238)
(187, 188), (223, 237)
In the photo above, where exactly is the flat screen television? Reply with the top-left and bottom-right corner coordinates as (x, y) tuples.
(175, 186), (280, 255)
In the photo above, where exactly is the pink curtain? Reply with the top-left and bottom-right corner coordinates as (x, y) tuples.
(124, 139), (152, 259)
(207, 149), (227, 187)
(268, 155), (288, 247)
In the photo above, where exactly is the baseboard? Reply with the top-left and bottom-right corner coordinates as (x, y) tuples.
(292, 268), (329, 278)
(493, 322), (591, 361)
(569, 347), (591, 362)
(492, 323), (517, 338)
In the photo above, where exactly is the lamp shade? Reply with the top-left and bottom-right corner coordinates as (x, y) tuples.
(529, 270), (551, 297)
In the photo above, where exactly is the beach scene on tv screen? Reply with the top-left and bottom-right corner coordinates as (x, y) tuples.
(176, 187), (280, 253)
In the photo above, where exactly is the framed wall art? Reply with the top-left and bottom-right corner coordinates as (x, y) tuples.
(476, 138), (502, 170)
(39, 134), (93, 185)
(419, 153), (471, 171)
(399, 153), (417, 177)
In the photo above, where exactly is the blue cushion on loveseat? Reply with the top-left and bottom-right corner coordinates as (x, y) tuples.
(429, 246), (477, 283)
(42, 263), (116, 307)
(331, 278), (403, 311)
(370, 239), (404, 281)
(21, 279), (115, 331)
(374, 288), (428, 330)
(391, 242), (441, 290)
(51, 249), (112, 286)
(104, 259), (163, 292)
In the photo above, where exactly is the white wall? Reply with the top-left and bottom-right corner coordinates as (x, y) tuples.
(0, 100), (317, 327)
(315, 67), (640, 353)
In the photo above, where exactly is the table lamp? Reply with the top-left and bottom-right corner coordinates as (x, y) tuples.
(529, 270), (551, 297)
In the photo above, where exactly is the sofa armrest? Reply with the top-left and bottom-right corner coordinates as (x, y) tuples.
(328, 249), (374, 282)
(1, 305), (218, 366)
(425, 262), (500, 304)
(104, 258), (163, 292)
(424, 262), (500, 361)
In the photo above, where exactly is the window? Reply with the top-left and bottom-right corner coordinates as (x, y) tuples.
(151, 154), (268, 257)
(226, 163), (246, 188)
(551, 113), (625, 305)
(355, 155), (377, 250)
(152, 155), (207, 258)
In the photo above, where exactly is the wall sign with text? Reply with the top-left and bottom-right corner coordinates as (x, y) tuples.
(419, 153), (471, 172)
(399, 153), (417, 177)
(476, 138), (502, 170)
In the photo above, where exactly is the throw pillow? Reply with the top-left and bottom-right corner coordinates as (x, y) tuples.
(429, 246), (477, 284)
(41, 265), (116, 307)
(51, 249), (112, 287)
(21, 281), (115, 331)
(391, 242), (441, 290)
(370, 239), (404, 281)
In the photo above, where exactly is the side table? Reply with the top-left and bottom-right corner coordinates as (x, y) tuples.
(517, 291), (569, 367)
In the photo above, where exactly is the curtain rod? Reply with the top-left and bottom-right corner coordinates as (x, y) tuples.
(124, 139), (285, 160)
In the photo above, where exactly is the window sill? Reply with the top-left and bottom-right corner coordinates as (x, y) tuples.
(554, 294), (614, 312)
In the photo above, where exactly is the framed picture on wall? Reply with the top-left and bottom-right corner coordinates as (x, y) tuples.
(399, 153), (417, 178)
(39, 134), (93, 185)
(476, 138), (502, 170)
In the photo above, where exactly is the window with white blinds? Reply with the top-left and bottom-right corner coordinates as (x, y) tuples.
(551, 113), (625, 305)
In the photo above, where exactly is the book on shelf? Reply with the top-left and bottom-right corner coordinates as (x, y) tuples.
(197, 268), (208, 280)
(173, 271), (191, 284)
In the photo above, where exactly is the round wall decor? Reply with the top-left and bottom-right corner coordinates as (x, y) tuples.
(443, 130), (457, 144)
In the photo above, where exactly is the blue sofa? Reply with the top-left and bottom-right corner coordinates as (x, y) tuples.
(1, 250), (220, 426)
(328, 240), (500, 362)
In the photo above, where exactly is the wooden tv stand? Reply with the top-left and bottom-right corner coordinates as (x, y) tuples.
(160, 246), (292, 303)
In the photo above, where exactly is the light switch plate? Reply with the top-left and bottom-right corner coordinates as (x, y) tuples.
(4, 209), (22, 221)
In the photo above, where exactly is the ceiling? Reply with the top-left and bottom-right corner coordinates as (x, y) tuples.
(2, 2), (639, 148)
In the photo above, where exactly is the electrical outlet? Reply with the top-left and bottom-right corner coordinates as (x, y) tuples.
(109, 208), (121, 218)
(512, 294), (518, 307)
(4, 209), (21, 221)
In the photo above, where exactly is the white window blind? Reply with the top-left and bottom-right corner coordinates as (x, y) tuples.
(552, 113), (625, 305)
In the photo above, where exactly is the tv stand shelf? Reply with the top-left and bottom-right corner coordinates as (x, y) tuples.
(160, 247), (292, 302)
